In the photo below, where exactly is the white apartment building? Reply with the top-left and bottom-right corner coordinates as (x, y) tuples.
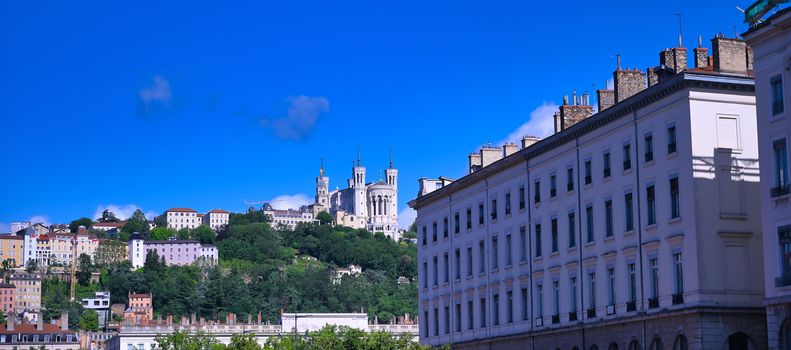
(161, 208), (201, 230)
(744, 10), (791, 350)
(262, 204), (317, 229)
(203, 209), (229, 230)
(409, 36), (766, 349)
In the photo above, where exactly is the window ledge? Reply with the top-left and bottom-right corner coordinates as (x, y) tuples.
(504, 264), (512, 270)
(567, 246), (577, 254)
(602, 176), (612, 183)
(442, 282), (450, 287)
(668, 217), (682, 224)
(566, 189), (575, 196)
(549, 196), (558, 202)
(645, 224), (658, 231)
(533, 256), (543, 263)
(505, 213), (512, 219)
(465, 275), (473, 280)
(584, 184), (593, 190)
(519, 259), (529, 266)
(584, 241), (595, 248)
(644, 160), (655, 167)
(603, 236), (615, 243)
(623, 230), (635, 237)
(550, 251), (559, 258)
(478, 272), (487, 278)
(666, 152), (678, 160)
(622, 169), (633, 176)
(491, 268), (499, 274)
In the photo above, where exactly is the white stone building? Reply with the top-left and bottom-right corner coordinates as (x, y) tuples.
(161, 208), (201, 230)
(409, 36), (766, 349)
(262, 204), (316, 229)
(203, 209), (229, 230)
(81, 292), (111, 329)
(311, 153), (399, 238)
(744, 10), (791, 350)
(127, 234), (218, 269)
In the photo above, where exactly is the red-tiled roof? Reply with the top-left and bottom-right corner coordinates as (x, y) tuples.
(129, 293), (151, 299)
(166, 208), (196, 212)
(0, 323), (76, 335)
(93, 221), (126, 228)
(207, 209), (229, 214)
(0, 236), (23, 240)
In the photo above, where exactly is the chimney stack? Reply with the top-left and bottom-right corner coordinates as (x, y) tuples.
(521, 136), (540, 149)
(597, 89), (615, 111)
(257, 311), (262, 325)
(7, 315), (14, 331)
(60, 311), (69, 331)
(37, 312), (43, 331)
(614, 65), (646, 103)
(468, 153), (482, 174)
(555, 91), (594, 133)
(480, 145), (503, 168)
(712, 35), (749, 73)
(502, 143), (519, 158)
(659, 47), (688, 73)
(694, 35), (709, 68)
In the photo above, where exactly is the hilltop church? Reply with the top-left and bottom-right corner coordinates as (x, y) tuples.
(311, 151), (399, 239)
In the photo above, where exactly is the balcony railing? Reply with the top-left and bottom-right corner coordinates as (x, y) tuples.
(648, 298), (659, 309)
(672, 293), (684, 305)
(586, 308), (596, 319)
(772, 185), (791, 198)
(551, 315), (560, 324)
(568, 311), (578, 321)
(626, 301), (636, 312)
(776, 274), (791, 287)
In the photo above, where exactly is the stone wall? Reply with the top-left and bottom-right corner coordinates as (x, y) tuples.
(694, 47), (709, 68)
(614, 69), (645, 103)
(712, 37), (748, 73)
(597, 89), (615, 111)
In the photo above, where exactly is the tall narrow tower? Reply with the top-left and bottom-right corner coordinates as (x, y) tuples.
(385, 148), (399, 226)
(315, 158), (330, 213)
(352, 147), (368, 220)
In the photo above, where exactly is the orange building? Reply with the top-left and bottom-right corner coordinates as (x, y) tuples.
(0, 283), (14, 316)
(124, 292), (153, 324)
(0, 236), (23, 267)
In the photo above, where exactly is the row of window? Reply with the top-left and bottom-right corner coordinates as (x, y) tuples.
(772, 138), (789, 197)
(423, 177), (681, 247)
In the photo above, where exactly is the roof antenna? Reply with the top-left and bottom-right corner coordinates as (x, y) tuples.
(675, 13), (684, 47)
(320, 157), (325, 177)
(389, 146), (393, 169)
(616, 54), (622, 70)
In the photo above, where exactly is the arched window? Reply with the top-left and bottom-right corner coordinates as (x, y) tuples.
(609, 343), (619, 350)
(628, 340), (640, 350)
(673, 335), (688, 350)
(649, 337), (663, 350)
(727, 333), (751, 350)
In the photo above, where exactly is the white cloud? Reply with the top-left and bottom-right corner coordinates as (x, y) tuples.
(261, 96), (329, 141)
(398, 207), (416, 230)
(270, 194), (312, 210)
(92, 204), (157, 221)
(139, 75), (171, 111)
(28, 215), (51, 226)
(499, 102), (559, 145)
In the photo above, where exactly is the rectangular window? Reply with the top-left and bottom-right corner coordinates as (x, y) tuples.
(550, 174), (557, 197)
(468, 300), (474, 330)
(603, 151), (611, 178)
(491, 199), (498, 220)
(773, 139), (789, 197)
(586, 205), (594, 243)
(568, 212), (576, 248)
(553, 280), (560, 320)
(567, 167), (574, 191)
(647, 185), (656, 225)
(667, 125), (677, 154)
(569, 276), (577, 314)
(628, 263), (637, 303)
(467, 247), (473, 277)
(506, 291), (513, 323)
(422, 226), (427, 246)
(521, 288), (529, 321)
(772, 74), (784, 115)
(444, 305), (450, 334)
(480, 297), (487, 327)
(479, 241), (485, 273)
(492, 294), (500, 326)
(432, 256), (438, 287)
(505, 234), (512, 266)
(551, 218), (558, 253)
(534, 181), (541, 204)
(466, 207), (472, 230)
(443, 252), (449, 283)
(623, 143), (631, 170)
(607, 267), (616, 307)
(625, 193), (634, 232)
(434, 308), (439, 336)
(519, 186), (526, 209)
(584, 160), (592, 185)
(644, 133), (654, 163)
(455, 303), (462, 332)
(454, 212), (460, 234)
(674, 253), (683, 295)
(605, 200), (613, 237)
(479, 204), (485, 225)
(670, 177), (680, 218)
(649, 258), (659, 299)
(505, 192), (512, 215)
(588, 272), (596, 309)
(779, 226), (791, 285)
(454, 249), (461, 280)
(443, 217), (449, 239)
(535, 223), (542, 258)
(536, 284), (543, 317)
(519, 226), (527, 262)
(432, 222), (438, 242)
(491, 237), (499, 270)
(423, 262), (428, 289)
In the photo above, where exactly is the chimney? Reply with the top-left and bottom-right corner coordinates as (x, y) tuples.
(502, 143), (518, 158)
(556, 93), (594, 132)
(597, 89), (615, 111)
(614, 67), (646, 103)
(191, 313), (196, 325)
(166, 314), (172, 326)
(61, 311), (69, 331)
(659, 47), (688, 73)
(37, 312), (43, 331)
(712, 35), (749, 73)
(7, 315), (14, 331)
(248, 314), (252, 324)
(468, 153), (482, 174)
(480, 146), (502, 168)
(257, 311), (262, 325)
(200, 317), (205, 325)
(694, 35), (709, 68)
(521, 136), (540, 149)
(647, 67), (659, 87)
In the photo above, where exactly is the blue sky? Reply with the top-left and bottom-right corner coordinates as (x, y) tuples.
(0, 0), (755, 231)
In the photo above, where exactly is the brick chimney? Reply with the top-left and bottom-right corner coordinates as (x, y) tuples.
(521, 136), (540, 149)
(597, 89), (615, 111)
(614, 68), (646, 103)
(659, 47), (688, 73)
(712, 35), (749, 73)
(694, 35), (709, 68)
(61, 311), (69, 331)
(555, 91), (593, 133)
(502, 143), (518, 157)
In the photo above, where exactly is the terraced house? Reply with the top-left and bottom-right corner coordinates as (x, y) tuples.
(410, 35), (766, 350)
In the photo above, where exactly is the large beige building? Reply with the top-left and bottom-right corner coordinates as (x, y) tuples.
(203, 209), (230, 230)
(0, 236), (23, 267)
(743, 9), (791, 350)
(8, 273), (41, 313)
(161, 208), (201, 230)
(410, 36), (766, 349)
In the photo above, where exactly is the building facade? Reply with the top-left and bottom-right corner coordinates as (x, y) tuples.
(262, 204), (317, 229)
(124, 293), (153, 325)
(409, 36), (766, 349)
(0, 313), (79, 350)
(0, 284), (14, 317)
(203, 209), (230, 230)
(83, 292), (112, 329)
(128, 234), (218, 269)
(311, 153), (399, 238)
(743, 9), (791, 350)
(0, 236), (23, 267)
(161, 208), (201, 230)
(8, 273), (41, 314)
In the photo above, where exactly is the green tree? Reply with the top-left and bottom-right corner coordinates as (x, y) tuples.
(151, 227), (177, 241)
(123, 209), (151, 236)
(153, 330), (219, 350)
(94, 240), (128, 269)
(192, 225), (216, 244)
(69, 217), (95, 233)
(226, 333), (262, 350)
(79, 309), (99, 331)
(316, 211), (333, 225)
(25, 259), (38, 273)
(76, 253), (94, 286)
(98, 209), (120, 223)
